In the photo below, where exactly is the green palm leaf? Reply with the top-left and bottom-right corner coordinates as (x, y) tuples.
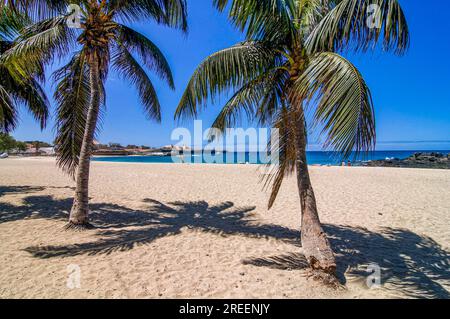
(263, 106), (298, 209)
(1, 16), (75, 79)
(109, 0), (188, 31)
(0, 6), (49, 133)
(0, 84), (16, 132)
(175, 41), (277, 120)
(0, 0), (68, 20)
(293, 52), (376, 158)
(0, 6), (29, 40)
(116, 24), (174, 89)
(112, 44), (162, 122)
(53, 51), (91, 177)
(212, 66), (289, 131)
(214, 0), (296, 39)
(306, 0), (409, 54)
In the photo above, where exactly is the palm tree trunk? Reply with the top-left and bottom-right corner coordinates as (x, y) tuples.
(294, 108), (337, 275)
(67, 60), (101, 229)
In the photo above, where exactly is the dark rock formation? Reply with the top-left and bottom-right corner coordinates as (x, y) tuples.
(365, 153), (450, 169)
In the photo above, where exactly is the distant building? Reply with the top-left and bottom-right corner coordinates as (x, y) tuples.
(40, 147), (56, 156)
(22, 146), (55, 156)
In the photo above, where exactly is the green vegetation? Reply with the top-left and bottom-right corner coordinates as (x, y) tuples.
(0, 133), (26, 152)
(0, 7), (49, 134)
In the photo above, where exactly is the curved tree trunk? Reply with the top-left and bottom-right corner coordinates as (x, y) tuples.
(67, 60), (101, 229)
(295, 108), (337, 275)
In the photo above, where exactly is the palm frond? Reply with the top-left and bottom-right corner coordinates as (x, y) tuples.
(0, 6), (49, 132)
(263, 106), (298, 209)
(0, 84), (16, 132)
(214, 0), (296, 40)
(112, 44), (161, 122)
(294, 0), (325, 35)
(0, 5), (29, 40)
(163, 0), (188, 31)
(116, 24), (174, 89)
(53, 51), (90, 177)
(1, 0), (70, 20)
(1, 16), (76, 79)
(293, 52), (376, 158)
(175, 41), (277, 120)
(212, 66), (288, 131)
(10, 77), (49, 129)
(109, 0), (188, 31)
(255, 66), (290, 125)
(306, 0), (409, 54)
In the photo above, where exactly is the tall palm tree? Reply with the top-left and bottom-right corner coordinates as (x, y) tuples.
(2, 0), (187, 229)
(0, 7), (48, 133)
(176, 0), (409, 278)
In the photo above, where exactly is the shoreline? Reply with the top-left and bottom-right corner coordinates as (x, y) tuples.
(4, 156), (450, 171)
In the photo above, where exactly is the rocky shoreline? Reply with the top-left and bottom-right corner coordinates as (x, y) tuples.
(365, 152), (450, 169)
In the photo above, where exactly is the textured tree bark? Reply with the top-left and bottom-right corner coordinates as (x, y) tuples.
(67, 60), (101, 229)
(294, 108), (337, 275)
(286, 55), (337, 275)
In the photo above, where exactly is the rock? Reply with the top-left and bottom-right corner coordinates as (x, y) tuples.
(367, 153), (450, 169)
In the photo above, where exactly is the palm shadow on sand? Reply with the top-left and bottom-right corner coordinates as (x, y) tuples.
(0, 185), (46, 197)
(0, 186), (449, 298)
(244, 225), (450, 298)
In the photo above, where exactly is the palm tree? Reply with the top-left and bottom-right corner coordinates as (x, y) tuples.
(0, 7), (49, 133)
(176, 0), (409, 278)
(2, 0), (187, 229)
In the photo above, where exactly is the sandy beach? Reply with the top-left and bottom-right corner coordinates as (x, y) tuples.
(0, 158), (449, 299)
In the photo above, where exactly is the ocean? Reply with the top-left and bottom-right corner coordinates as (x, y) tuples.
(92, 150), (449, 165)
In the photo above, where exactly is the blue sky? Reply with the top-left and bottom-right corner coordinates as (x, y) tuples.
(11, 0), (450, 150)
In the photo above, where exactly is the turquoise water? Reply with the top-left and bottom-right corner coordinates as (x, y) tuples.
(93, 151), (449, 165)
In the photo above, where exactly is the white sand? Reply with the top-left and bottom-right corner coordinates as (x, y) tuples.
(0, 158), (449, 299)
